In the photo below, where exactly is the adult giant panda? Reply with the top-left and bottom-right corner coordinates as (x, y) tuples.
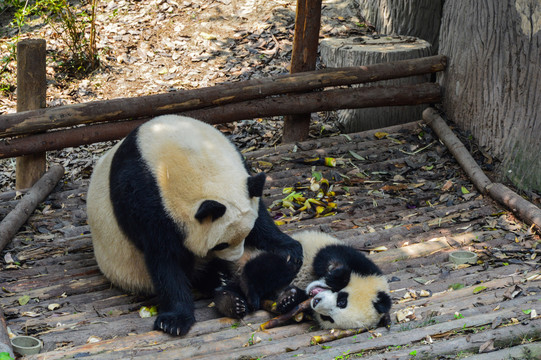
(86, 115), (302, 336)
(214, 230), (392, 330)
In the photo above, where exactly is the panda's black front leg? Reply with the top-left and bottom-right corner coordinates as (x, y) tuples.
(276, 285), (309, 314)
(246, 200), (303, 270)
(145, 252), (196, 336)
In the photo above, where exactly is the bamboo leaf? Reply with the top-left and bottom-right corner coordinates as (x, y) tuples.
(348, 150), (365, 161)
(18, 295), (30, 306)
(473, 286), (487, 294)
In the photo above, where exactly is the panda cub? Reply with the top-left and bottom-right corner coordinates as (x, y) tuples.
(87, 115), (302, 336)
(214, 230), (392, 330)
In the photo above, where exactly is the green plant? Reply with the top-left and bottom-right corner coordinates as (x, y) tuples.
(32, 0), (99, 74)
(4, 0), (99, 77)
(454, 312), (464, 319)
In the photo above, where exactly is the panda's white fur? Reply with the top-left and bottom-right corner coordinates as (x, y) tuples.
(87, 140), (153, 293)
(87, 115), (259, 293)
(291, 231), (391, 329)
(288, 231), (340, 289)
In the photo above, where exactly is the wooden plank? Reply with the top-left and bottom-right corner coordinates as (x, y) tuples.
(15, 39), (47, 189)
(282, 0), (322, 143)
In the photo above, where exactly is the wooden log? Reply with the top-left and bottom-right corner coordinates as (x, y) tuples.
(0, 308), (15, 360)
(0, 164), (64, 253)
(423, 107), (492, 193)
(0, 119), (145, 158)
(0, 83), (441, 158)
(0, 55), (446, 139)
(487, 183), (541, 231)
(15, 39), (47, 189)
(360, 325), (541, 360)
(282, 0), (322, 143)
(321, 36), (433, 132)
(283, 309), (541, 359)
(423, 107), (541, 230)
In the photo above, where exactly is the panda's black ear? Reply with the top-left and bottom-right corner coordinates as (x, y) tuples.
(374, 291), (392, 314)
(247, 172), (266, 198)
(195, 200), (226, 223)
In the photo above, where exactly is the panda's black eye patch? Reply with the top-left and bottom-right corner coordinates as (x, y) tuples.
(336, 291), (348, 308)
(211, 243), (230, 251)
(195, 200), (226, 223)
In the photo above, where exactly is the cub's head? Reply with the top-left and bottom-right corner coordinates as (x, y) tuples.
(307, 247), (392, 330)
(187, 172), (267, 261)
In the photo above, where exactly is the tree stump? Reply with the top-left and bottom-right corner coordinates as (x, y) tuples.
(354, 0), (443, 53)
(320, 35), (432, 133)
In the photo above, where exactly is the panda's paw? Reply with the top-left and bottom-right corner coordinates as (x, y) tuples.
(276, 286), (306, 313)
(154, 311), (195, 336)
(276, 242), (304, 272)
(214, 288), (249, 319)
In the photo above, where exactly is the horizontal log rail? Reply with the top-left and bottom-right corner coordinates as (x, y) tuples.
(0, 83), (441, 158)
(0, 55), (446, 139)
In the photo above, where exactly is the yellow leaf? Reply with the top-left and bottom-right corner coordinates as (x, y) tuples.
(200, 32), (217, 40)
(374, 132), (388, 139)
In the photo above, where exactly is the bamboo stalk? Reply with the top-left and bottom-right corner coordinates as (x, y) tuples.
(0, 55), (446, 139)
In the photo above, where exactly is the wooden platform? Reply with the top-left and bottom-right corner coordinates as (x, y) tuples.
(1, 121), (540, 359)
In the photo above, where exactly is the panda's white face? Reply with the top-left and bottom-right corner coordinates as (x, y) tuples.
(306, 274), (391, 330)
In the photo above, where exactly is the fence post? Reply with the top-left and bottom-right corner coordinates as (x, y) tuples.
(281, 0), (322, 143)
(15, 39), (47, 189)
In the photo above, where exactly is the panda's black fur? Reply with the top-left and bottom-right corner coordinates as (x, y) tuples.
(214, 231), (392, 330)
(87, 115), (302, 336)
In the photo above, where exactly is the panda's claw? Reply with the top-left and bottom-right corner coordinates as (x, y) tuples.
(214, 288), (249, 319)
(277, 286), (307, 313)
(154, 310), (195, 336)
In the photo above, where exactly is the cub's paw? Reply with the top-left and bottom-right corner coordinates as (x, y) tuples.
(276, 286), (306, 314)
(275, 241), (304, 273)
(154, 310), (196, 336)
(214, 288), (249, 319)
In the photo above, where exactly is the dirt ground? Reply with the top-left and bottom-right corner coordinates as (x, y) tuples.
(0, 0), (375, 191)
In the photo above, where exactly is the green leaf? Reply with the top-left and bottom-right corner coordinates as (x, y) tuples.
(473, 286), (487, 294)
(18, 295), (30, 306)
(449, 283), (464, 290)
(0, 352), (15, 360)
(312, 171), (322, 181)
(461, 186), (470, 194)
(409, 350), (417, 356)
(348, 150), (365, 161)
(522, 309), (532, 315)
